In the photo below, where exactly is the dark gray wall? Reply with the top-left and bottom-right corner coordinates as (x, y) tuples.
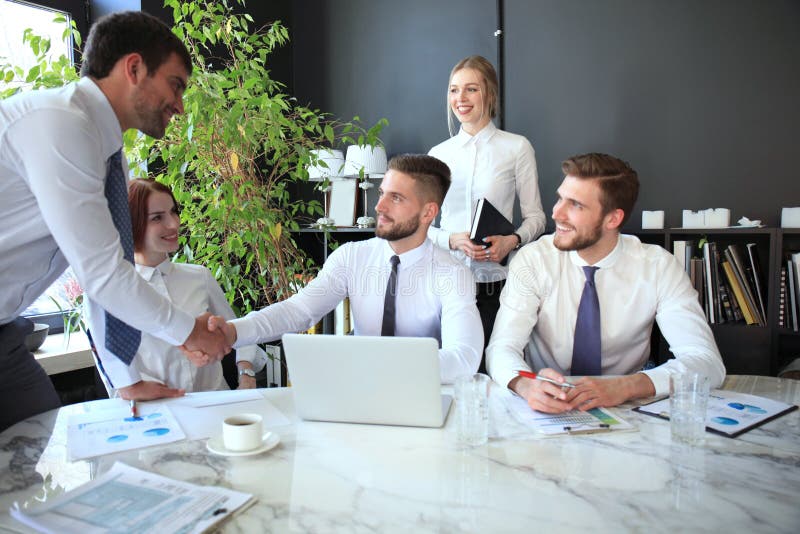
(292, 0), (497, 154)
(292, 0), (799, 229)
(139, 0), (294, 91)
(506, 0), (799, 229)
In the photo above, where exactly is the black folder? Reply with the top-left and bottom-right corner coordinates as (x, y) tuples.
(469, 198), (514, 245)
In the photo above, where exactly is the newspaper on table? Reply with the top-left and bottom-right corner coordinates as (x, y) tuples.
(10, 462), (255, 534)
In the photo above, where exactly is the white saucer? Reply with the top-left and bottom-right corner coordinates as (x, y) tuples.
(206, 432), (280, 457)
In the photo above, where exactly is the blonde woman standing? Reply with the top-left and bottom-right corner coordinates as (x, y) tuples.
(428, 55), (545, 371)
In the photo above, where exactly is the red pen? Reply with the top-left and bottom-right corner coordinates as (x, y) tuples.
(518, 370), (575, 388)
(130, 399), (138, 418)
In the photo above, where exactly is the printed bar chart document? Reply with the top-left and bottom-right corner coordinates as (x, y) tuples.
(503, 393), (635, 435)
(10, 462), (255, 534)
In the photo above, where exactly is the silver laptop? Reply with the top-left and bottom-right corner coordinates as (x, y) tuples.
(281, 334), (453, 428)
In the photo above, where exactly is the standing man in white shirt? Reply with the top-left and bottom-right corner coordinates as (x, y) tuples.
(486, 153), (725, 413)
(204, 154), (484, 384)
(0, 11), (229, 431)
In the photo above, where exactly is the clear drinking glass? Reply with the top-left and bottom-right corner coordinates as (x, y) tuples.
(455, 373), (490, 446)
(670, 373), (710, 445)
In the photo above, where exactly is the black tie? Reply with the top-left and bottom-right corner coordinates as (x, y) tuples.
(381, 255), (400, 336)
(103, 149), (141, 365)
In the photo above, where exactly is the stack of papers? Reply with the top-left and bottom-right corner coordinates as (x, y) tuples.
(503, 393), (636, 435)
(11, 462), (255, 534)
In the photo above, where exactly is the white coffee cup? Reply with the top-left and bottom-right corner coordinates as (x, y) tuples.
(222, 413), (263, 451)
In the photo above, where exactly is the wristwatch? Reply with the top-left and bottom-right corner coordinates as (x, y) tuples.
(238, 368), (256, 378)
(513, 232), (523, 250)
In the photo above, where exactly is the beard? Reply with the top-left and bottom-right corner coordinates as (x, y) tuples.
(133, 90), (167, 139)
(375, 215), (420, 242)
(553, 220), (604, 252)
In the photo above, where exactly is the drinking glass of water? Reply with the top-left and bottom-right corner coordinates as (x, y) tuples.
(669, 373), (710, 446)
(455, 373), (490, 446)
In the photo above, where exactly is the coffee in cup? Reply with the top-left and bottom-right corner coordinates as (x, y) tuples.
(222, 413), (263, 451)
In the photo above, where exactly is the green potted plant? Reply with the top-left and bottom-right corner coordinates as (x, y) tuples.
(125, 0), (386, 314)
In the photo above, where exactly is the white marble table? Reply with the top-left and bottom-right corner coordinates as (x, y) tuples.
(0, 375), (798, 533)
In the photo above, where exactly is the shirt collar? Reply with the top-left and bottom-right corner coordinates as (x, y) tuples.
(568, 234), (623, 269)
(135, 258), (174, 281)
(381, 238), (431, 269)
(76, 77), (123, 160)
(454, 120), (498, 148)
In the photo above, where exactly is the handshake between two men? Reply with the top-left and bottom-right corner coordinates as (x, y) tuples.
(180, 315), (237, 363)
(117, 312), (233, 401)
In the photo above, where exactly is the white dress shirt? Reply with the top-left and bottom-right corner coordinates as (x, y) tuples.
(428, 121), (546, 282)
(97, 260), (265, 394)
(0, 78), (194, 388)
(486, 234), (726, 396)
(231, 238), (483, 384)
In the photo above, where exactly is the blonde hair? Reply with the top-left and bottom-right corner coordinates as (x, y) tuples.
(446, 55), (499, 136)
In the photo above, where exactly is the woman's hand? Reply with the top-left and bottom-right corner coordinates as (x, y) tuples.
(482, 234), (519, 263)
(450, 232), (492, 261)
(237, 363), (257, 390)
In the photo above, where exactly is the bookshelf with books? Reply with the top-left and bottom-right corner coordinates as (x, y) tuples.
(635, 228), (778, 375)
(776, 228), (800, 374)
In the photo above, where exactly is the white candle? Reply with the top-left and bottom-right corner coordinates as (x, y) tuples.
(708, 208), (730, 228)
(642, 210), (665, 229)
(682, 210), (705, 228)
(782, 207), (800, 228)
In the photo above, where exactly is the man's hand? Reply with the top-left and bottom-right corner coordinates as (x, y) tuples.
(565, 374), (656, 411)
(482, 234), (518, 263)
(510, 368), (573, 414)
(118, 380), (185, 401)
(207, 315), (237, 346)
(181, 312), (231, 365)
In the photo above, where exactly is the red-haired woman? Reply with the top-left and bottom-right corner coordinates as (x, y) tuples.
(110, 178), (265, 393)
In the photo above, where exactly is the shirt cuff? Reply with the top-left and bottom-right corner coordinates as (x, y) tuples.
(234, 344), (268, 369)
(230, 317), (259, 348)
(98, 353), (142, 390)
(492, 364), (530, 393)
(641, 367), (670, 397)
(430, 227), (451, 250)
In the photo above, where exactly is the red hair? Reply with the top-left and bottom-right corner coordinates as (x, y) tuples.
(127, 178), (178, 252)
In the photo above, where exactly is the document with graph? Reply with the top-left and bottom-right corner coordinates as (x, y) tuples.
(634, 389), (797, 438)
(503, 393), (636, 435)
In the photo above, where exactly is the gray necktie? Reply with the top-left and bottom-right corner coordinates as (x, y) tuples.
(103, 149), (141, 365)
(571, 266), (601, 376)
(381, 255), (400, 336)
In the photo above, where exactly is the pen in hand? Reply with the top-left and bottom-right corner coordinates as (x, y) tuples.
(518, 370), (576, 389)
(130, 399), (138, 418)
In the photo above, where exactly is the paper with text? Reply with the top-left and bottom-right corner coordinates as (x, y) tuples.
(503, 393), (635, 435)
(10, 462), (254, 534)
